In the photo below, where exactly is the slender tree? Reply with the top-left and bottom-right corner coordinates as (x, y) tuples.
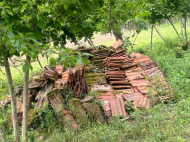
(154, 25), (166, 43)
(150, 25), (154, 50)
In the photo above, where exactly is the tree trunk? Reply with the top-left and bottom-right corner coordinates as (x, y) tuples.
(22, 21), (35, 141)
(131, 34), (138, 52)
(184, 16), (188, 41)
(22, 55), (31, 141)
(112, 18), (123, 41)
(113, 30), (123, 41)
(3, 51), (20, 142)
(180, 18), (184, 41)
(186, 17), (190, 27)
(153, 25), (166, 43)
(150, 25), (153, 50)
(168, 18), (182, 42)
(0, 126), (6, 141)
(87, 38), (94, 47)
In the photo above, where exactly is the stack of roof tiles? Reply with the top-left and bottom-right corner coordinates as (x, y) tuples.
(109, 39), (124, 51)
(55, 65), (89, 98)
(96, 45), (171, 116)
(111, 49), (127, 57)
(0, 40), (172, 130)
(90, 46), (111, 67)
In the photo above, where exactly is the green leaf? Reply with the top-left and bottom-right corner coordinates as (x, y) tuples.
(19, 33), (24, 38)
(82, 22), (88, 28)
(64, 4), (68, 9)
(7, 32), (14, 39)
(1, 11), (6, 18)
(71, 51), (81, 56)
(49, 50), (55, 55)
(65, 48), (70, 54)
(4, 6), (10, 9)
(67, 61), (73, 66)
(15, 39), (21, 47)
(75, 55), (83, 66)
(82, 53), (93, 56)
(0, 21), (5, 26)
(63, 61), (68, 68)
(25, 32), (34, 36)
(6, 10), (13, 16)
(21, 4), (28, 13)
(27, 37), (38, 43)
(82, 58), (89, 66)
(38, 22), (46, 29)
(69, 55), (75, 64)
(30, 65), (33, 71)
(22, 64), (30, 72)
(9, 49), (15, 54)
(60, 55), (67, 62)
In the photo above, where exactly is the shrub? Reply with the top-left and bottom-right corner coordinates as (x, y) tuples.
(174, 47), (184, 58)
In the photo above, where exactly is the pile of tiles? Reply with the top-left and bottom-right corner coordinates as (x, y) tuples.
(76, 45), (112, 67)
(111, 49), (127, 57)
(54, 65), (89, 98)
(0, 40), (171, 131)
(95, 51), (171, 118)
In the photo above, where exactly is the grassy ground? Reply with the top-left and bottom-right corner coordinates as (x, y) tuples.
(1, 21), (190, 141)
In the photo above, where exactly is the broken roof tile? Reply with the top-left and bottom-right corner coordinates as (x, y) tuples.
(130, 79), (149, 87)
(132, 95), (151, 109)
(130, 53), (144, 58)
(123, 93), (141, 102)
(54, 65), (64, 75)
(28, 81), (44, 89)
(110, 39), (124, 50)
(110, 98), (128, 117)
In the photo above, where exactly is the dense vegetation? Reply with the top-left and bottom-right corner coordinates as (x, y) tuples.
(1, 0), (190, 141)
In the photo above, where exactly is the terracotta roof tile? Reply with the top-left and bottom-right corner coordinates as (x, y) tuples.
(110, 98), (128, 117)
(123, 93), (141, 102)
(110, 39), (124, 50)
(130, 79), (149, 87)
(132, 95), (151, 109)
(130, 53), (144, 58)
(54, 65), (64, 75)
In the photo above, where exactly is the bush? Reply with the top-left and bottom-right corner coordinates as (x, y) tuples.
(181, 41), (189, 51)
(174, 47), (184, 58)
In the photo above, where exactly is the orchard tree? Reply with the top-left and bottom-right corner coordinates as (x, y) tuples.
(178, 0), (190, 41)
(161, 0), (182, 42)
(95, 0), (149, 41)
(0, 0), (103, 141)
(144, 0), (166, 49)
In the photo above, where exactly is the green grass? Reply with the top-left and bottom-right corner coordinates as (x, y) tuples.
(45, 101), (190, 142)
(2, 21), (190, 141)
